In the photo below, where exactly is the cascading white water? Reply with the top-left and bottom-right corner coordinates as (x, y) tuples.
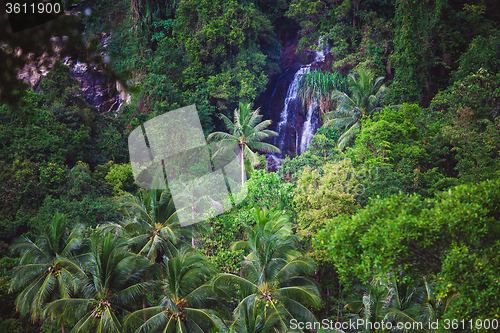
(300, 100), (318, 153)
(73, 60), (87, 75)
(106, 94), (124, 117)
(314, 36), (326, 63)
(299, 37), (329, 154)
(115, 97), (124, 116)
(107, 99), (119, 113)
(275, 66), (310, 152)
(267, 37), (328, 170)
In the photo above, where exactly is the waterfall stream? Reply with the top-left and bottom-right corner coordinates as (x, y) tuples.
(275, 66), (310, 153)
(300, 99), (318, 153)
(267, 37), (328, 170)
(107, 94), (124, 117)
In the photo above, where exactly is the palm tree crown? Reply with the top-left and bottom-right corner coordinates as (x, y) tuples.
(207, 102), (280, 185)
(324, 69), (386, 149)
(124, 246), (224, 333)
(214, 208), (321, 331)
(106, 188), (189, 263)
(44, 232), (155, 333)
(10, 212), (84, 322)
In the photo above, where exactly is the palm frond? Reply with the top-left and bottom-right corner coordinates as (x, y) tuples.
(337, 121), (361, 149)
(247, 142), (281, 154)
(207, 131), (238, 143)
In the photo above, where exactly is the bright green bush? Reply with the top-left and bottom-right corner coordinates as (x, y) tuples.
(317, 178), (500, 324)
(105, 163), (137, 196)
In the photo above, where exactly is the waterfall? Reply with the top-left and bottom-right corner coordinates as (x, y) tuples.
(300, 100), (318, 153)
(299, 36), (328, 153)
(267, 37), (328, 170)
(275, 66), (310, 153)
(115, 96), (124, 116)
(107, 99), (119, 113)
(314, 36), (327, 63)
(106, 94), (124, 117)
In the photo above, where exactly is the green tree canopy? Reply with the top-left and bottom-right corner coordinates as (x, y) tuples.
(317, 178), (500, 322)
(214, 208), (321, 331)
(9, 212), (84, 331)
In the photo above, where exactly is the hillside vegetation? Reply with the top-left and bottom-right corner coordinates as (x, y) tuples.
(1, 0), (499, 332)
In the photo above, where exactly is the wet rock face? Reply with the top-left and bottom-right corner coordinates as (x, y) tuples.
(17, 32), (123, 114)
(18, 57), (120, 113)
(257, 28), (308, 161)
(256, 29), (329, 171)
(68, 61), (112, 112)
(259, 65), (305, 160)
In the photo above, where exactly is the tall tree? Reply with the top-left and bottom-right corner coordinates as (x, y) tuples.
(213, 208), (321, 330)
(124, 247), (224, 333)
(316, 178), (500, 322)
(106, 188), (189, 263)
(9, 212), (85, 333)
(44, 232), (154, 333)
(207, 102), (280, 186)
(324, 69), (386, 148)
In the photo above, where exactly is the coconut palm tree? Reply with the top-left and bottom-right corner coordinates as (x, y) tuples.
(9, 212), (85, 332)
(105, 188), (196, 263)
(230, 295), (288, 333)
(213, 207), (321, 331)
(381, 276), (431, 332)
(408, 277), (458, 333)
(124, 246), (225, 333)
(346, 276), (459, 333)
(345, 280), (392, 333)
(44, 232), (155, 333)
(324, 69), (386, 149)
(207, 102), (280, 186)
(298, 69), (345, 118)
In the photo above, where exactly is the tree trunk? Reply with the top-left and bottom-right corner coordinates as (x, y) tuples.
(352, 0), (361, 27)
(240, 144), (245, 186)
(353, 5), (355, 27)
(143, 271), (149, 320)
(326, 286), (329, 316)
(61, 323), (65, 333)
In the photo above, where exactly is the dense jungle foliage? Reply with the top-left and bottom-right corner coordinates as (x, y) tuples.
(1, 0), (500, 332)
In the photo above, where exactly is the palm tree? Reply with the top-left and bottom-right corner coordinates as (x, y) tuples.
(409, 277), (458, 333)
(230, 295), (287, 333)
(298, 69), (345, 118)
(207, 102), (280, 186)
(9, 212), (85, 332)
(213, 207), (321, 331)
(382, 276), (429, 332)
(346, 276), (459, 333)
(124, 246), (225, 333)
(106, 188), (190, 263)
(345, 280), (392, 333)
(324, 69), (386, 149)
(44, 232), (155, 333)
